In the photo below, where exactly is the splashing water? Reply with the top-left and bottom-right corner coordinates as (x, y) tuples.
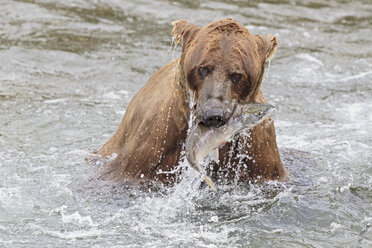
(0, 0), (371, 247)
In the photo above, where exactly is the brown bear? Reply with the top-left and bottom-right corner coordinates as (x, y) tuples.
(97, 19), (287, 186)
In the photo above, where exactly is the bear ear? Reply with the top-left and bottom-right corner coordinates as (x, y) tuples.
(172, 19), (201, 52)
(262, 34), (278, 62)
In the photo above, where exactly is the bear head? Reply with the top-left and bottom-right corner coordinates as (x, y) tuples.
(173, 19), (278, 127)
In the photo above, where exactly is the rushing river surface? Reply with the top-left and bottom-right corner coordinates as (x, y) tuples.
(1, 0), (371, 247)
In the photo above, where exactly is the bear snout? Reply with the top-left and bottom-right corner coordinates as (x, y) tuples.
(195, 97), (235, 128)
(200, 109), (227, 128)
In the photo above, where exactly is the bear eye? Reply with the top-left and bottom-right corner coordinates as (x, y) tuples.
(230, 73), (243, 83)
(197, 66), (210, 78)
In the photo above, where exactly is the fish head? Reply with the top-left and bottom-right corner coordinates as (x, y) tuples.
(240, 103), (276, 125)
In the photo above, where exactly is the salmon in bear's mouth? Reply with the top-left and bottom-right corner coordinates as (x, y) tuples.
(185, 103), (276, 191)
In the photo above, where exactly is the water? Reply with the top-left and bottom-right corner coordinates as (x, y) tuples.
(0, 0), (371, 247)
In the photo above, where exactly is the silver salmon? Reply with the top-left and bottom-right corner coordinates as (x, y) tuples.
(185, 103), (276, 191)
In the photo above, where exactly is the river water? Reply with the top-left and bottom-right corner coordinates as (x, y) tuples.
(0, 0), (371, 247)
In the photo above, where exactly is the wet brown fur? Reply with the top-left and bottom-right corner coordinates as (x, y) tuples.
(97, 19), (287, 185)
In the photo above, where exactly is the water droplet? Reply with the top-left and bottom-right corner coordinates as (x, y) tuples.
(210, 215), (219, 222)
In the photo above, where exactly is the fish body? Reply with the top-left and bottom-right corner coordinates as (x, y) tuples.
(185, 103), (275, 191)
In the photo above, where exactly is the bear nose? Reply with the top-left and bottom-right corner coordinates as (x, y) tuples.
(201, 114), (227, 128)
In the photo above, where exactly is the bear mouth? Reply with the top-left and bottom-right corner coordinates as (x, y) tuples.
(193, 102), (238, 129)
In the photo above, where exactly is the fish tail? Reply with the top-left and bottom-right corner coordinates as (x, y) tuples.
(204, 175), (217, 192)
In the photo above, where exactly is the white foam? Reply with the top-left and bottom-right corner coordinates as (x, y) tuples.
(44, 98), (67, 104)
(337, 183), (351, 193)
(338, 102), (372, 123)
(330, 222), (343, 232)
(61, 211), (95, 227)
(53, 206), (96, 227)
(210, 215), (219, 223)
(296, 53), (324, 67)
(272, 228), (283, 234)
(325, 70), (372, 83)
(103, 91), (120, 99)
(0, 187), (21, 208)
(117, 90), (129, 95)
(45, 229), (104, 240)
